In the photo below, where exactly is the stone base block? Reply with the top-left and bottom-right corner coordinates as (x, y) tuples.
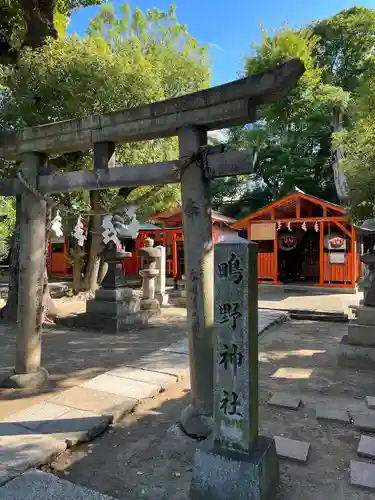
(59, 312), (149, 333)
(140, 299), (161, 319)
(180, 404), (213, 439)
(189, 436), (279, 500)
(337, 335), (375, 370)
(357, 306), (375, 326)
(0, 368), (48, 389)
(348, 320), (375, 346)
(86, 297), (140, 317)
(94, 287), (137, 302)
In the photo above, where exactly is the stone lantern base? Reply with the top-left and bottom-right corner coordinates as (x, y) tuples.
(338, 306), (375, 370)
(140, 297), (161, 319)
(60, 286), (151, 333)
(60, 244), (157, 333)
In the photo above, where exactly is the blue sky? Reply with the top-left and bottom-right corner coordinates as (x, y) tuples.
(69, 1), (375, 86)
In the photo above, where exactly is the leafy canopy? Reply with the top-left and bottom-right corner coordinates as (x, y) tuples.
(311, 6), (375, 92)
(326, 7), (375, 221)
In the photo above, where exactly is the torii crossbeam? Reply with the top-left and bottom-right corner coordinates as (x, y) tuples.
(0, 59), (304, 437)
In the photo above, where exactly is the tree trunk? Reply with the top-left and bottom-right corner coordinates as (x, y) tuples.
(0, 196), (21, 322)
(82, 190), (103, 294)
(331, 109), (349, 205)
(20, 0), (58, 47)
(72, 243), (84, 295)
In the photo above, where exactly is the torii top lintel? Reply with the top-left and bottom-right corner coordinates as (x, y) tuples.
(0, 59), (304, 161)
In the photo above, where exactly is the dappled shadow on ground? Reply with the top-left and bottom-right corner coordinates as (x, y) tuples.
(258, 319), (375, 399)
(0, 311), (188, 417)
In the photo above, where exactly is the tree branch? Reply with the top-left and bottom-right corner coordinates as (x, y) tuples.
(19, 0), (58, 48)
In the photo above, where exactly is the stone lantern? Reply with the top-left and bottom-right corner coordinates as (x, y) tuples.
(67, 214), (145, 332)
(138, 238), (161, 316)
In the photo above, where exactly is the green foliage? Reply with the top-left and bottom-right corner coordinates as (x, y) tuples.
(335, 74), (375, 221)
(326, 8), (375, 221)
(0, 196), (15, 261)
(311, 6), (375, 92)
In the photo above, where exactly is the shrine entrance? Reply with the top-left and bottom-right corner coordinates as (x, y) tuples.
(277, 225), (320, 284)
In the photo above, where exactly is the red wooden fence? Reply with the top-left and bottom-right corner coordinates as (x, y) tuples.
(258, 252), (275, 281)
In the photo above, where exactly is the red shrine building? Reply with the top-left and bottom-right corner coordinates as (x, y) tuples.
(123, 207), (238, 278)
(48, 207), (238, 279)
(232, 190), (363, 291)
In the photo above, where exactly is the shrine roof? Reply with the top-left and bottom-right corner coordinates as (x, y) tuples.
(138, 223), (160, 230)
(232, 189), (348, 229)
(150, 207), (236, 225)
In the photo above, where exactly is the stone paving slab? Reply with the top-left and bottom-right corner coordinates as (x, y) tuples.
(81, 373), (161, 400)
(3, 402), (110, 448)
(107, 366), (177, 388)
(3, 402), (72, 431)
(366, 396), (375, 409)
(35, 408), (111, 447)
(353, 413), (375, 432)
(315, 407), (350, 424)
(268, 393), (302, 410)
(0, 424), (66, 487)
(125, 351), (190, 378)
(357, 435), (375, 459)
(350, 460), (375, 490)
(47, 386), (136, 421)
(258, 309), (288, 334)
(0, 469), (118, 500)
(274, 436), (310, 463)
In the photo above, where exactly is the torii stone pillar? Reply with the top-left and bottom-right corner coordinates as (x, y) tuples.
(2, 153), (48, 388)
(179, 126), (214, 437)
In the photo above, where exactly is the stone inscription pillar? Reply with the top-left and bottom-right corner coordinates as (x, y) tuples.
(178, 126), (214, 437)
(190, 237), (279, 500)
(1, 153), (48, 388)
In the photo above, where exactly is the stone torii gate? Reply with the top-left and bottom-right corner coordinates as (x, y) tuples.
(0, 59), (304, 437)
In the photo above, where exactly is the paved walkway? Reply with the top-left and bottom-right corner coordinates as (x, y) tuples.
(0, 307), (286, 495)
